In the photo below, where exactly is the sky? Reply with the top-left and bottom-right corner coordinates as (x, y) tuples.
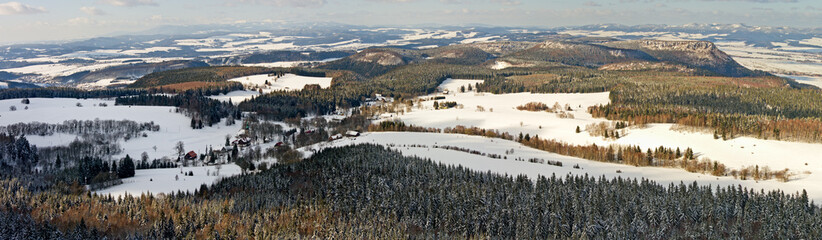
(0, 0), (820, 44)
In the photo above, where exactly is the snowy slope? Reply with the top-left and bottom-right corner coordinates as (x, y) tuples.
(210, 73), (334, 104)
(320, 132), (822, 202)
(0, 97), (249, 197)
(0, 98), (242, 160)
(375, 80), (822, 193)
(95, 164), (242, 198)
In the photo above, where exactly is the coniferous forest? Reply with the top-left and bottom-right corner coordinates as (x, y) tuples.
(2, 29), (822, 239)
(1, 144), (820, 239)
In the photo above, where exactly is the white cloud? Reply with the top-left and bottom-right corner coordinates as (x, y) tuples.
(490, 0), (521, 6)
(230, 0), (327, 7)
(0, 2), (46, 15)
(97, 0), (158, 7)
(365, 0), (418, 2)
(584, 1), (602, 7)
(81, 6), (106, 16)
(67, 17), (96, 26)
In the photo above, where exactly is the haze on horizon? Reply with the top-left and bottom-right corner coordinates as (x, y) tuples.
(0, 0), (820, 44)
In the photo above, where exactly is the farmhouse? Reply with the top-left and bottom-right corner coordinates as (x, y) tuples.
(346, 130), (361, 137)
(184, 151), (198, 160)
(232, 137), (252, 147)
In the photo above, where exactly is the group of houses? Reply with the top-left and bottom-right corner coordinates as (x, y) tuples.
(330, 130), (361, 140)
(180, 128), (361, 165)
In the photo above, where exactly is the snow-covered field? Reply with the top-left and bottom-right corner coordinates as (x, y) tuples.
(0, 97), (251, 197)
(241, 61), (309, 68)
(779, 74), (822, 89)
(75, 78), (136, 90)
(321, 132), (822, 202)
(210, 73), (333, 103)
(229, 73), (332, 91)
(2, 62), (124, 78)
(240, 58), (341, 68)
(95, 164), (242, 198)
(0, 98), (242, 160)
(370, 79), (822, 199)
(398, 79), (611, 147)
(713, 41), (822, 76)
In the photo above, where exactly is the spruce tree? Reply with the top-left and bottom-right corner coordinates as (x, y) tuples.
(118, 155), (135, 178)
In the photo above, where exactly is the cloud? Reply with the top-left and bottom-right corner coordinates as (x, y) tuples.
(584, 1), (602, 6)
(621, 0), (797, 2)
(699, 0), (797, 2)
(97, 0), (158, 7)
(0, 2), (46, 15)
(365, 0), (418, 2)
(490, 0), (521, 5)
(66, 17), (96, 26)
(229, 0), (328, 7)
(436, 0), (523, 5)
(81, 6), (106, 16)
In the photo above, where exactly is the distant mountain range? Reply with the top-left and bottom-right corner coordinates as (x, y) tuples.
(0, 23), (818, 88)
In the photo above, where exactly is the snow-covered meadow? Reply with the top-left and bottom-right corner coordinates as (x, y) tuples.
(0, 98), (241, 160)
(321, 132), (822, 202)
(96, 164), (242, 197)
(368, 79), (822, 200)
(209, 73), (333, 103)
(0, 98), (246, 197)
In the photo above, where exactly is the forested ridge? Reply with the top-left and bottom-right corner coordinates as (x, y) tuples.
(2, 38), (822, 238)
(108, 38), (822, 143)
(1, 144), (820, 239)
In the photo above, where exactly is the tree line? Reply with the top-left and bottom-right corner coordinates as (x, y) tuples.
(2, 144), (818, 239)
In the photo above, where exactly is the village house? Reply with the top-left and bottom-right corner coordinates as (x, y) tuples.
(184, 151), (198, 161)
(346, 130), (361, 137)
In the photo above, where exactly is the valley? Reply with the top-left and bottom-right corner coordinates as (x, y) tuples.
(2, 22), (822, 238)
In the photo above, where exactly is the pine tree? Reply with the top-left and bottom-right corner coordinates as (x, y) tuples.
(118, 155), (135, 178)
(617, 148), (624, 161)
(102, 161), (110, 173)
(575, 126), (581, 133)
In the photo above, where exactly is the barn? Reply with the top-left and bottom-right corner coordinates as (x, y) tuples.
(184, 151), (198, 160)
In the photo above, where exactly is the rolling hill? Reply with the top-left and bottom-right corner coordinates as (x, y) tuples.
(601, 40), (767, 77)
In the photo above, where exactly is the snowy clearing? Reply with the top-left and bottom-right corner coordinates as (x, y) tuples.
(436, 78), (484, 92)
(395, 86), (611, 147)
(211, 73), (333, 103)
(0, 97), (249, 197)
(228, 73), (332, 91)
(76, 78), (136, 90)
(779, 74), (822, 89)
(95, 164), (242, 198)
(0, 98), (242, 160)
(320, 132), (822, 202)
(491, 61), (512, 70)
(372, 80), (822, 196)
